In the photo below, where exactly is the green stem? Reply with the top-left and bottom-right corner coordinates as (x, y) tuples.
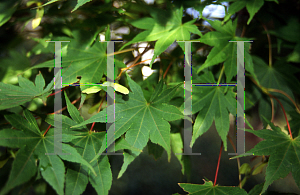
(217, 65), (225, 85)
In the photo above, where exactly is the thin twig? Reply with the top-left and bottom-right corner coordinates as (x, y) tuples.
(260, 22), (272, 67)
(163, 59), (174, 79)
(214, 141), (223, 186)
(90, 95), (106, 132)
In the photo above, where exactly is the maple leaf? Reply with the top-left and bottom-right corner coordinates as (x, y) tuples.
(185, 72), (237, 151)
(231, 118), (300, 194)
(0, 109), (96, 195)
(120, 5), (202, 68)
(196, 18), (255, 80)
(29, 34), (125, 92)
(0, 72), (53, 110)
(46, 91), (142, 186)
(178, 180), (248, 195)
(71, 74), (184, 161)
(43, 91), (112, 195)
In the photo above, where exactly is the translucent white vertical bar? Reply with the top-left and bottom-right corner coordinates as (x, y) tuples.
(228, 40), (253, 156)
(175, 41), (201, 156)
(46, 41), (70, 155)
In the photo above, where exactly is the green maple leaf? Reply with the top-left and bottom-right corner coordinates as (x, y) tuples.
(120, 5), (202, 68)
(45, 91), (113, 195)
(187, 72), (237, 151)
(0, 109), (96, 195)
(196, 19), (256, 81)
(0, 72), (54, 110)
(46, 91), (142, 184)
(179, 180), (248, 195)
(196, 18), (237, 74)
(71, 74), (184, 161)
(231, 118), (300, 194)
(30, 34), (125, 92)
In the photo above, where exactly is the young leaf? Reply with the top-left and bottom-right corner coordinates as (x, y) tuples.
(120, 5), (202, 68)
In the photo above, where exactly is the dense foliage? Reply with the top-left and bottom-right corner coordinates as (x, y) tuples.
(0, 0), (299, 194)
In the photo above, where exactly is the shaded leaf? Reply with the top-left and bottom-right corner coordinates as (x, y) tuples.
(0, 109), (95, 195)
(231, 119), (300, 194)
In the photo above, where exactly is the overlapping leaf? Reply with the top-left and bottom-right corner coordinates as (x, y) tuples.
(0, 109), (95, 195)
(45, 91), (113, 195)
(71, 74), (184, 161)
(231, 119), (300, 194)
(0, 72), (54, 110)
(178, 180), (248, 195)
(120, 5), (202, 67)
(252, 56), (298, 127)
(225, 0), (278, 25)
(197, 18), (256, 81)
(30, 31), (125, 92)
(48, 91), (140, 193)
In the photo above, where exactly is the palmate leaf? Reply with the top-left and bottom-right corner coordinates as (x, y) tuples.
(196, 18), (237, 74)
(0, 72), (53, 110)
(71, 74), (184, 161)
(0, 109), (96, 195)
(196, 18), (255, 81)
(120, 5), (202, 68)
(30, 36), (126, 92)
(44, 91), (112, 195)
(178, 180), (248, 195)
(231, 119), (300, 194)
(46, 91), (142, 194)
(188, 73), (236, 151)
